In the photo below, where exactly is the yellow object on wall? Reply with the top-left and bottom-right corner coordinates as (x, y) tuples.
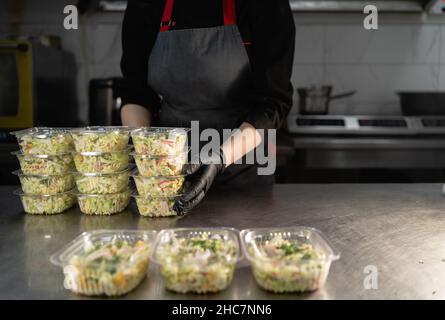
(0, 40), (33, 129)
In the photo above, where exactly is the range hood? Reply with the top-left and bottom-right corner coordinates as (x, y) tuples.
(289, 0), (441, 13)
(93, 0), (442, 13)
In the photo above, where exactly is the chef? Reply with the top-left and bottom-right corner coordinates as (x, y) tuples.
(120, 0), (295, 214)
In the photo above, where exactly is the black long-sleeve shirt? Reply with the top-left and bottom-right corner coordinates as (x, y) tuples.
(121, 0), (295, 129)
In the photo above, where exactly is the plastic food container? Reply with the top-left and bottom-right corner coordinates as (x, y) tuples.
(13, 151), (74, 175)
(131, 127), (189, 156)
(11, 127), (74, 155)
(15, 189), (75, 215)
(50, 230), (157, 297)
(240, 227), (340, 293)
(152, 228), (242, 294)
(74, 169), (130, 194)
(131, 171), (185, 197)
(132, 152), (187, 177)
(132, 194), (180, 217)
(70, 126), (131, 153)
(75, 189), (131, 215)
(13, 170), (74, 195)
(73, 148), (130, 174)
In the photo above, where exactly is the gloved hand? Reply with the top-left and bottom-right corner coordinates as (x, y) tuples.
(174, 149), (226, 215)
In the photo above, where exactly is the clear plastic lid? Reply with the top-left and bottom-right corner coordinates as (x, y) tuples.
(70, 126), (132, 135)
(71, 188), (131, 197)
(11, 150), (72, 158)
(152, 227), (243, 264)
(50, 229), (157, 267)
(240, 227), (340, 263)
(14, 188), (75, 197)
(12, 169), (73, 177)
(130, 169), (185, 179)
(131, 127), (190, 137)
(73, 167), (131, 177)
(131, 192), (182, 200)
(73, 146), (133, 156)
(10, 127), (72, 138)
(130, 150), (188, 159)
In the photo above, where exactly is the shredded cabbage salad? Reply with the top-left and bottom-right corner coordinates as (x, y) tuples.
(17, 132), (73, 155)
(64, 238), (150, 296)
(249, 236), (326, 293)
(133, 175), (184, 197)
(18, 173), (74, 195)
(132, 131), (187, 156)
(157, 233), (238, 293)
(133, 153), (187, 177)
(20, 193), (75, 215)
(72, 130), (129, 153)
(17, 153), (74, 175)
(134, 196), (177, 217)
(74, 151), (129, 173)
(77, 191), (130, 215)
(75, 171), (129, 194)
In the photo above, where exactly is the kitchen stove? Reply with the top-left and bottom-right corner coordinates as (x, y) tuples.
(287, 115), (445, 136)
(280, 115), (445, 183)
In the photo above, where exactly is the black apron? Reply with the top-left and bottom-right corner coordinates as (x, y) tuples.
(147, 0), (274, 185)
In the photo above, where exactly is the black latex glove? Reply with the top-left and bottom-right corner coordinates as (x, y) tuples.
(174, 149), (225, 215)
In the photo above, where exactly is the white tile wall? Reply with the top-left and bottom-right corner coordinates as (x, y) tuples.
(293, 25), (324, 63)
(324, 25), (441, 64)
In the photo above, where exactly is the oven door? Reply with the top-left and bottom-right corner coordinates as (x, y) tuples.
(0, 40), (33, 129)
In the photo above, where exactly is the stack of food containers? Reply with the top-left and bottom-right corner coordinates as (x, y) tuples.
(130, 128), (189, 217)
(11, 128), (76, 215)
(70, 127), (132, 215)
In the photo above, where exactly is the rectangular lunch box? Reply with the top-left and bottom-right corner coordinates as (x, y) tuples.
(70, 126), (131, 153)
(131, 127), (189, 156)
(13, 170), (75, 195)
(12, 151), (74, 175)
(152, 228), (242, 294)
(132, 193), (180, 218)
(11, 127), (74, 155)
(50, 229), (157, 297)
(73, 189), (131, 216)
(73, 168), (130, 194)
(240, 227), (340, 293)
(14, 189), (75, 215)
(131, 152), (188, 177)
(73, 147), (131, 174)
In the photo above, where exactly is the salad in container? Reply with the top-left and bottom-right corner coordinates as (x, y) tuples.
(71, 126), (131, 153)
(240, 227), (340, 293)
(131, 127), (189, 156)
(74, 169), (130, 194)
(153, 228), (242, 294)
(11, 127), (74, 155)
(75, 189), (131, 215)
(132, 194), (179, 218)
(15, 189), (75, 215)
(131, 171), (185, 197)
(13, 170), (74, 195)
(132, 152), (187, 177)
(50, 230), (156, 297)
(73, 148), (130, 174)
(13, 151), (74, 175)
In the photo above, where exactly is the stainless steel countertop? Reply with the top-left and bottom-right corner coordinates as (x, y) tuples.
(1, 184), (445, 300)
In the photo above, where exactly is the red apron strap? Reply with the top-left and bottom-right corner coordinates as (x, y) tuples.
(160, 0), (237, 32)
(160, 0), (175, 32)
(223, 0), (237, 25)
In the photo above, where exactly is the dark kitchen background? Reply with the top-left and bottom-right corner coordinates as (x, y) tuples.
(1, 0), (445, 184)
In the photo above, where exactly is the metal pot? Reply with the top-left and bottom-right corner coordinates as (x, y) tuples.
(398, 91), (445, 116)
(297, 85), (356, 115)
